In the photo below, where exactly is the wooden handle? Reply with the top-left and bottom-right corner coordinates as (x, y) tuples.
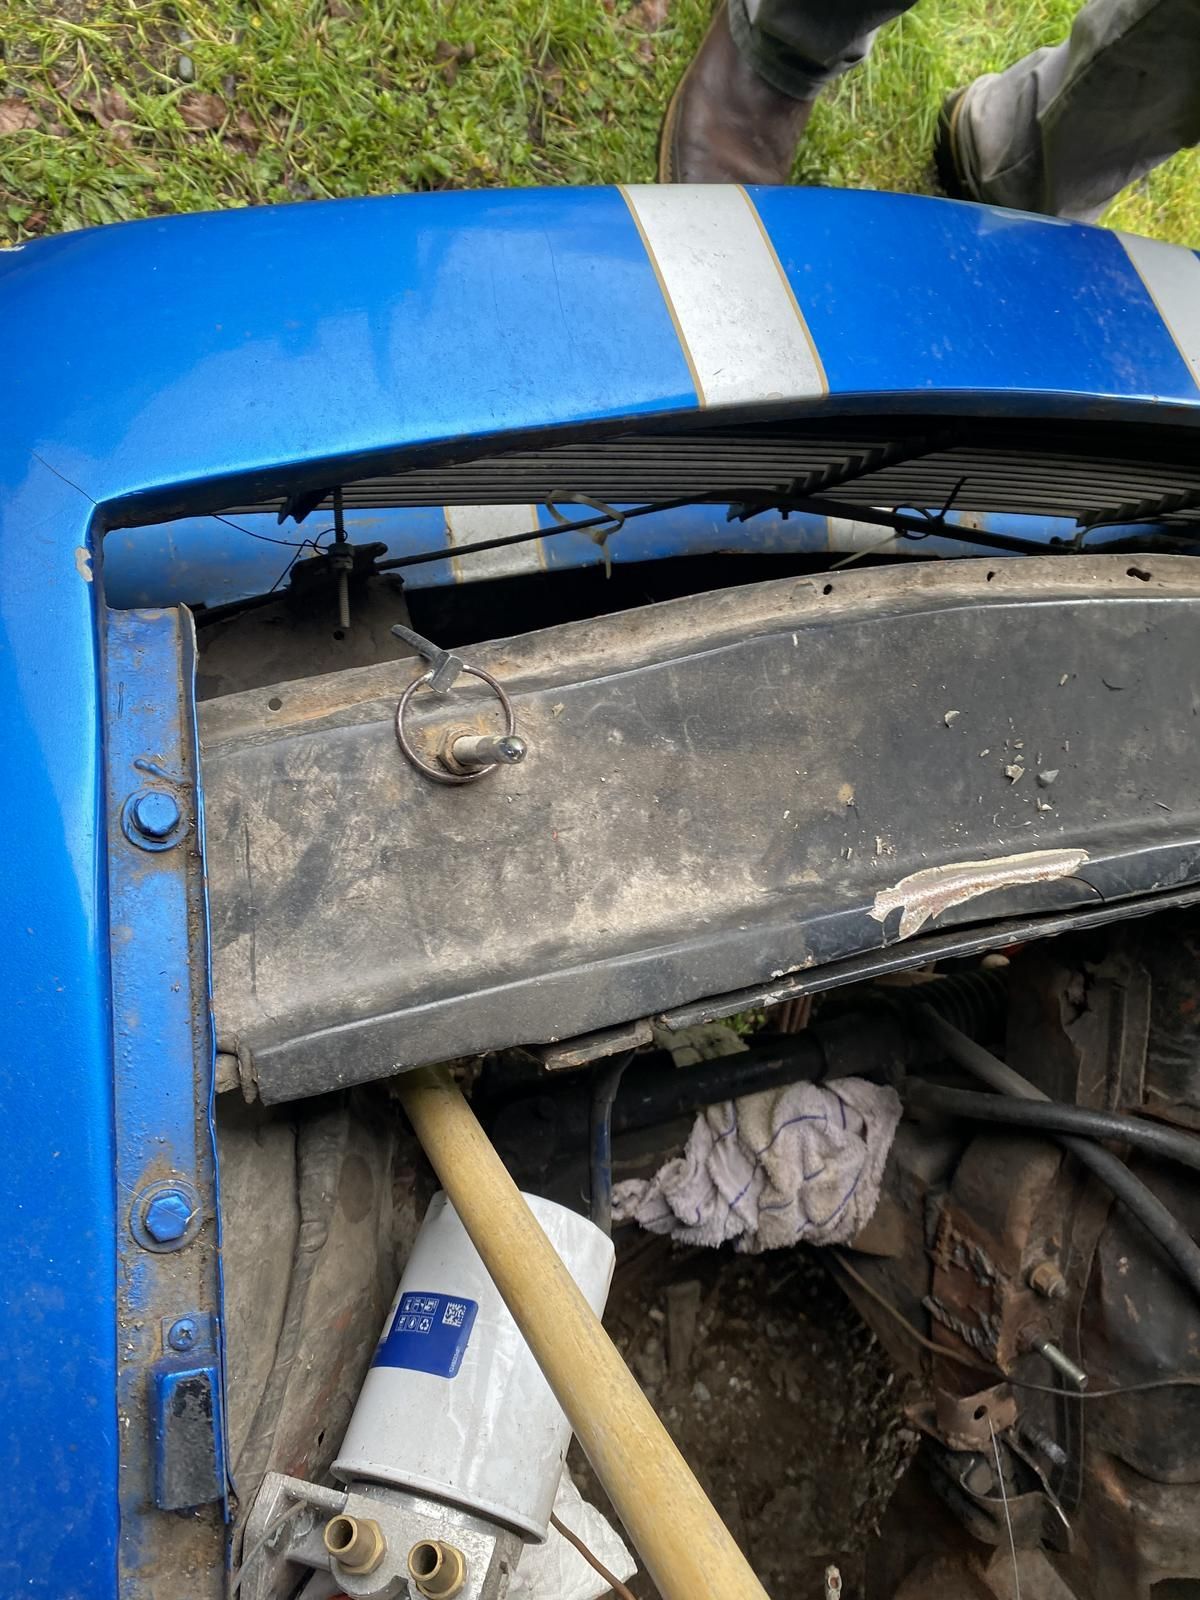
(396, 1066), (770, 1600)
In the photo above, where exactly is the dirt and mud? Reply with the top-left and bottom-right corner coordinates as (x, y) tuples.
(570, 1233), (919, 1598)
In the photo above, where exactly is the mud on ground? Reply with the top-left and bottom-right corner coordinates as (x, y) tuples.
(570, 1233), (919, 1599)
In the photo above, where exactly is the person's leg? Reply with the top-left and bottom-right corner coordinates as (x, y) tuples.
(660, 0), (916, 184)
(944, 0), (1200, 220)
(729, 0), (917, 99)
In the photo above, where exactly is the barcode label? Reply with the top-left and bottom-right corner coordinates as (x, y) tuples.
(374, 1291), (478, 1379)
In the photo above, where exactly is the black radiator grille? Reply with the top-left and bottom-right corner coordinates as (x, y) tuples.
(226, 423), (1200, 527)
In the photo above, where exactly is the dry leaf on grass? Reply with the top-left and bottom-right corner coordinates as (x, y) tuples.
(179, 92), (227, 131)
(82, 88), (133, 127)
(0, 98), (40, 135)
(622, 0), (671, 30)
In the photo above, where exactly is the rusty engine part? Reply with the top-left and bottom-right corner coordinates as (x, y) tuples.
(844, 925), (1200, 1600)
(449, 939), (1200, 1600)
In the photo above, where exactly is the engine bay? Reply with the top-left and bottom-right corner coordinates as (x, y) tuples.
(13, 180), (1200, 1600)
(162, 453), (1200, 1599)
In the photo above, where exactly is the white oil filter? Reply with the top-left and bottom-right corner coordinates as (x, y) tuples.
(333, 1191), (614, 1540)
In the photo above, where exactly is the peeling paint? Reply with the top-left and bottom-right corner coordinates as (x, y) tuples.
(870, 847), (1090, 941)
(75, 545), (93, 582)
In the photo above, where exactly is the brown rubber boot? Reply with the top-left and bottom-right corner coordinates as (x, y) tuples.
(658, 2), (817, 184)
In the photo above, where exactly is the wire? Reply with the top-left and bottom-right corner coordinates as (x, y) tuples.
(227, 1496), (305, 1596)
(829, 1250), (1009, 1377)
(267, 525), (334, 595)
(550, 1511), (641, 1600)
(382, 490), (1045, 576)
(211, 511), (313, 549)
(988, 1414), (1022, 1600)
(758, 494), (1061, 556)
(829, 530), (908, 569)
(905, 1080), (1200, 1173)
(828, 1250), (1200, 1399)
(199, 469), (1183, 633)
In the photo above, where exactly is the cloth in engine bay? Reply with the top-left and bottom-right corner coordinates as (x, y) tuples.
(612, 1077), (902, 1251)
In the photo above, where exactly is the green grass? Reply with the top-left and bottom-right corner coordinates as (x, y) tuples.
(800, 0), (1200, 239)
(0, 0), (1195, 242)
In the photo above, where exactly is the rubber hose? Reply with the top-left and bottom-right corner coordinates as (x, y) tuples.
(906, 1079), (1200, 1174)
(917, 1004), (1200, 1306)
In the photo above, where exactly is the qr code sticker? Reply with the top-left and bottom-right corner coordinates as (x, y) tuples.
(442, 1301), (467, 1328)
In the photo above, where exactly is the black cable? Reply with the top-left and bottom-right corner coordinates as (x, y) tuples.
(372, 487), (1104, 576)
(773, 494), (1059, 555)
(906, 1080), (1200, 1174)
(589, 1050), (635, 1236)
(373, 493), (705, 574)
(917, 1006), (1200, 1307)
(797, 496), (1189, 555)
(190, 488), (1034, 627)
(211, 511), (313, 548)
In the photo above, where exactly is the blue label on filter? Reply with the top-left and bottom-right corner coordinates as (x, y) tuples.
(374, 1291), (479, 1379)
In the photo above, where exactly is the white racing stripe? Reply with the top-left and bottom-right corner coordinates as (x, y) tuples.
(827, 516), (902, 556)
(444, 503), (544, 582)
(1120, 233), (1200, 389)
(620, 183), (826, 410)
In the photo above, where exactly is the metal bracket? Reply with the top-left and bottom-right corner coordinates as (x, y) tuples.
(151, 1314), (225, 1512)
(106, 609), (226, 1594)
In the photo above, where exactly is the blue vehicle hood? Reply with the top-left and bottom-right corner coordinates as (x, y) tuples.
(2, 182), (1198, 1598)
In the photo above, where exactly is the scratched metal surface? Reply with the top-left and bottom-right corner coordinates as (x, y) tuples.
(200, 554), (1200, 1103)
(105, 610), (224, 1596)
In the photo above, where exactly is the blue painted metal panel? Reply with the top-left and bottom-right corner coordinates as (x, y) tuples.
(105, 608), (224, 1592)
(750, 187), (1200, 408)
(4, 188), (1200, 539)
(1, 189), (697, 518)
(0, 462), (119, 1594)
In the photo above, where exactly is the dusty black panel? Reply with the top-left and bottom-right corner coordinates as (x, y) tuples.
(200, 556), (1200, 1102)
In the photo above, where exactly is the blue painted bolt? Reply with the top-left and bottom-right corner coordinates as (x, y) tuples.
(144, 1189), (194, 1244)
(131, 790), (182, 841)
(168, 1317), (199, 1352)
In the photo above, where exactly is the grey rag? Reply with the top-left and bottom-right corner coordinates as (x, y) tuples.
(612, 1077), (902, 1252)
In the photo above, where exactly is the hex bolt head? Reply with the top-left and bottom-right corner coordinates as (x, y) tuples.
(1029, 1260), (1068, 1300)
(131, 790), (182, 841)
(144, 1189), (194, 1244)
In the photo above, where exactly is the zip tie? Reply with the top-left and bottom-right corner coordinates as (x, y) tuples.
(545, 492), (627, 578)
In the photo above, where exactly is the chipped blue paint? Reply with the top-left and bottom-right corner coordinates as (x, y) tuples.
(104, 608), (225, 1590)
